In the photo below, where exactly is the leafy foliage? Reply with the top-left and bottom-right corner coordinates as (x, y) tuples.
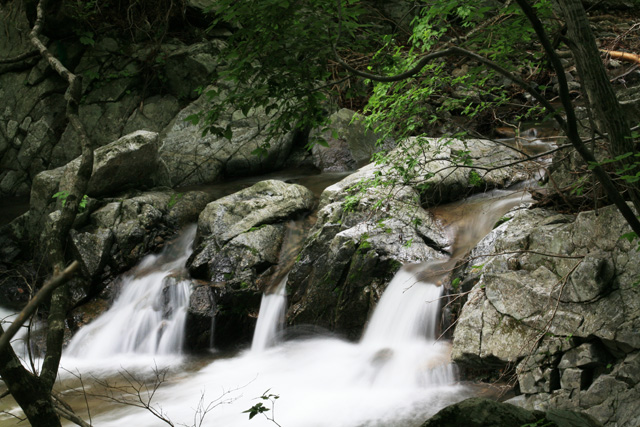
(197, 0), (375, 146)
(52, 191), (89, 212)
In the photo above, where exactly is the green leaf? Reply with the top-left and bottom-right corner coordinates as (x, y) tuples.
(620, 232), (638, 243)
(315, 138), (330, 147)
(184, 114), (200, 125)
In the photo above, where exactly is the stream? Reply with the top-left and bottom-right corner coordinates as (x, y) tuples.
(0, 168), (535, 426)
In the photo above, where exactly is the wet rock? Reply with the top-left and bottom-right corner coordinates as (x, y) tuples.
(321, 137), (533, 208)
(288, 184), (449, 338)
(421, 397), (602, 427)
(558, 343), (610, 369)
(69, 228), (114, 279)
(190, 180), (313, 284)
(561, 252), (614, 303)
(185, 282), (217, 350)
(186, 180), (313, 348)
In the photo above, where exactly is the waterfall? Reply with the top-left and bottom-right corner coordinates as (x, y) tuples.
(55, 190), (537, 427)
(361, 267), (444, 344)
(251, 274), (288, 352)
(64, 226), (196, 358)
(358, 265), (458, 388)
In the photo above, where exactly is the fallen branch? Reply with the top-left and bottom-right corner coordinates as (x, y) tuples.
(601, 49), (640, 64)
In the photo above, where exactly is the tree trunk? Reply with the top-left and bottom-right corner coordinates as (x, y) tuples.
(0, 326), (62, 426)
(0, 0), (94, 424)
(554, 0), (640, 212)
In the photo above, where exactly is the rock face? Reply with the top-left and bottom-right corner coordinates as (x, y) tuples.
(186, 179), (315, 349)
(421, 397), (602, 427)
(69, 188), (214, 302)
(158, 84), (298, 187)
(287, 136), (535, 339)
(308, 108), (394, 172)
(28, 130), (166, 236)
(0, 21), (301, 198)
(451, 203), (640, 426)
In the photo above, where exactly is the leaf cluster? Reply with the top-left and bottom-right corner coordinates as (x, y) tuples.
(196, 0), (379, 145)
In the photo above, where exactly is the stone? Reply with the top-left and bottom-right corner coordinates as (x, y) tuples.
(90, 202), (122, 229)
(158, 86), (295, 187)
(185, 282), (217, 350)
(6, 120), (18, 139)
(194, 180), (314, 247)
(30, 130), (163, 232)
(320, 137), (534, 208)
(561, 252), (614, 303)
(560, 368), (587, 391)
(451, 203), (640, 426)
(558, 343), (609, 369)
(421, 397), (601, 427)
(308, 108), (394, 172)
(69, 228), (114, 279)
(189, 180), (314, 285)
(122, 95), (181, 135)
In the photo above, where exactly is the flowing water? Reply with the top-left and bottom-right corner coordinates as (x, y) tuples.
(64, 226), (196, 359)
(0, 178), (533, 426)
(251, 275), (288, 352)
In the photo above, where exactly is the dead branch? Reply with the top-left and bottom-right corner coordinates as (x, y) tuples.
(601, 49), (640, 65)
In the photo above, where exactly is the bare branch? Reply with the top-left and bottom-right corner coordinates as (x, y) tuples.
(0, 261), (79, 355)
(0, 50), (40, 64)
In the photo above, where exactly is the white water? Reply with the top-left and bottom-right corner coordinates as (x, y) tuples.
(251, 275), (288, 352)
(64, 226), (196, 359)
(57, 263), (463, 427)
(362, 268), (444, 344)
(0, 307), (29, 358)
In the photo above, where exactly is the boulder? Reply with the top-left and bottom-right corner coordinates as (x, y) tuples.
(189, 180), (315, 283)
(308, 108), (394, 172)
(286, 136), (536, 338)
(158, 85), (296, 187)
(421, 397), (601, 427)
(186, 180), (314, 348)
(31, 130), (163, 215)
(450, 203), (640, 426)
(320, 136), (534, 208)
(287, 183), (450, 339)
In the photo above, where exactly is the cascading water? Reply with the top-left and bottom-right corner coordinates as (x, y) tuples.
(362, 268), (444, 344)
(251, 274), (287, 352)
(48, 190), (534, 427)
(64, 226), (196, 359)
(251, 220), (305, 352)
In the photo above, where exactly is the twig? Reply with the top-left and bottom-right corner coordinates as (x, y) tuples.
(0, 261), (79, 355)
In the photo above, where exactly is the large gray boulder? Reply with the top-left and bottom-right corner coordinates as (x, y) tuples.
(321, 136), (533, 208)
(286, 136), (537, 338)
(186, 180), (315, 349)
(189, 179), (315, 284)
(287, 184), (449, 339)
(451, 203), (640, 426)
(158, 85), (296, 187)
(421, 397), (601, 427)
(29, 130), (165, 231)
